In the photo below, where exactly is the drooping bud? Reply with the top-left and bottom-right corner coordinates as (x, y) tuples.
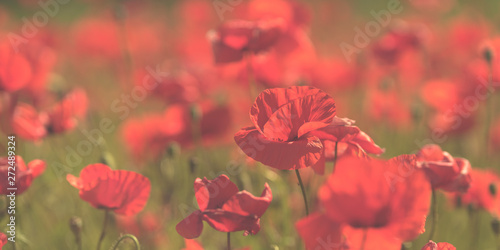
(69, 216), (83, 247)
(489, 183), (497, 197)
(491, 218), (500, 235)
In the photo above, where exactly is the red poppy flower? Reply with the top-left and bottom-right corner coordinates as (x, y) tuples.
(0, 156), (45, 195)
(133, 68), (201, 104)
(11, 103), (47, 141)
(296, 155), (431, 249)
(122, 113), (171, 162)
(8, 88), (88, 140)
(371, 22), (424, 65)
(0, 41), (32, 92)
(176, 175), (272, 239)
(0, 232), (6, 249)
(429, 110), (476, 136)
(208, 18), (286, 64)
(122, 101), (231, 163)
(45, 88), (88, 134)
(235, 86), (341, 174)
(67, 164), (151, 216)
(421, 240), (456, 250)
(416, 144), (472, 192)
(451, 169), (500, 216)
(420, 79), (461, 112)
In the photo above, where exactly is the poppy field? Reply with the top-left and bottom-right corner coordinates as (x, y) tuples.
(2, 0), (500, 249)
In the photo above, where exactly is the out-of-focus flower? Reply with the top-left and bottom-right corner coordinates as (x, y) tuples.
(421, 240), (456, 250)
(0, 156), (45, 195)
(67, 164), (151, 216)
(451, 169), (500, 216)
(366, 88), (412, 129)
(183, 239), (203, 250)
(296, 155), (431, 249)
(9, 88), (88, 140)
(416, 144), (472, 192)
(371, 22), (425, 65)
(0, 41), (32, 92)
(10, 103), (47, 141)
(208, 18), (287, 64)
(45, 88), (88, 133)
(176, 175), (272, 239)
(420, 79), (462, 112)
(116, 211), (166, 247)
(122, 101), (231, 162)
(0, 232), (6, 249)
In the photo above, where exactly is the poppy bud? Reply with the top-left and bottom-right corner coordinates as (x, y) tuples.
(492, 218), (500, 235)
(189, 157), (199, 174)
(482, 46), (494, 65)
(189, 104), (202, 122)
(489, 183), (497, 196)
(166, 142), (181, 158)
(47, 74), (66, 97)
(69, 216), (82, 243)
(411, 104), (423, 123)
(100, 151), (116, 169)
(455, 196), (462, 208)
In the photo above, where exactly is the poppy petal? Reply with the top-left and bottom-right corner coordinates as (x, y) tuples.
(221, 183), (272, 217)
(352, 131), (385, 155)
(295, 212), (345, 250)
(421, 240), (456, 250)
(176, 212), (204, 239)
(194, 175), (239, 211)
(234, 126), (323, 170)
(27, 159), (46, 178)
(250, 86), (330, 134)
(262, 91), (335, 141)
(202, 210), (260, 234)
(11, 103), (47, 141)
(183, 239), (204, 250)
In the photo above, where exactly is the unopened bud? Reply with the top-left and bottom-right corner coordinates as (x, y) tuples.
(69, 216), (82, 237)
(492, 218), (500, 235)
(189, 157), (199, 174)
(166, 142), (181, 158)
(189, 104), (202, 122)
(489, 183), (497, 196)
(100, 151), (116, 169)
(483, 46), (494, 65)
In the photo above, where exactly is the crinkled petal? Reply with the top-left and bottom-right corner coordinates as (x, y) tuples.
(234, 127), (323, 170)
(194, 175), (239, 211)
(221, 183), (272, 217)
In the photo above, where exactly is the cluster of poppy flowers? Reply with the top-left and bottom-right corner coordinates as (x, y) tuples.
(1, 0), (500, 249)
